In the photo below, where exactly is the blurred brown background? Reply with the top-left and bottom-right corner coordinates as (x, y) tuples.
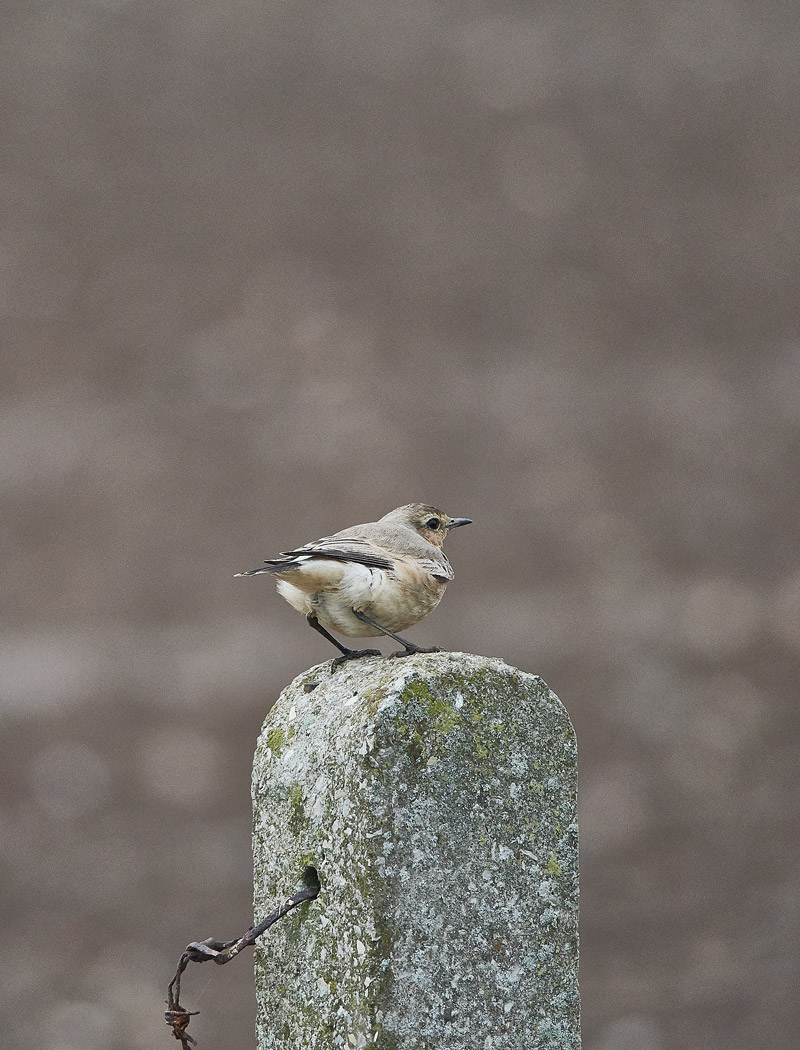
(1, 1), (798, 1048)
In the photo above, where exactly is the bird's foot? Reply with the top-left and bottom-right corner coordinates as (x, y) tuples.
(331, 648), (382, 669)
(390, 644), (442, 659)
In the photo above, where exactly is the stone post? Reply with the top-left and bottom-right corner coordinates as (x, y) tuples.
(252, 652), (579, 1050)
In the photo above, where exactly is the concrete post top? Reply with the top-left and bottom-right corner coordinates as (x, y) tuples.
(254, 649), (576, 778)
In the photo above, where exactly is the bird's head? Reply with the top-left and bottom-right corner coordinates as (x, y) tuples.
(381, 504), (473, 548)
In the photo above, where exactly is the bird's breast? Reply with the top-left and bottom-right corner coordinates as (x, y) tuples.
(360, 563), (447, 633)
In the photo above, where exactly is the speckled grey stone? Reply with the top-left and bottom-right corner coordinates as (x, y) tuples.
(252, 652), (580, 1050)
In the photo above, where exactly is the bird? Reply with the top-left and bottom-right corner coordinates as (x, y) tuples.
(236, 504), (472, 666)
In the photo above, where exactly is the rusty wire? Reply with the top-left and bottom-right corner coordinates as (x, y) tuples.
(165, 881), (320, 1047)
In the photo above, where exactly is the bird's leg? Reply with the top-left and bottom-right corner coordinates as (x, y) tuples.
(305, 614), (381, 668)
(351, 609), (441, 658)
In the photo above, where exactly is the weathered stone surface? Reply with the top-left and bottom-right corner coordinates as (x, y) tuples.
(252, 651), (579, 1050)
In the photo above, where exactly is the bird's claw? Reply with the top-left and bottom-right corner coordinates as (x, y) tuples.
(390, 645), (442, 658)
(330, 648), (382, 669)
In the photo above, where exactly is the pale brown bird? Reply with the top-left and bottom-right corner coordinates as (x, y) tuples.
(236, 504), (472, 665)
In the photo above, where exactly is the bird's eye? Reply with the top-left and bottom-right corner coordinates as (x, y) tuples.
(426, 518), (440, 530)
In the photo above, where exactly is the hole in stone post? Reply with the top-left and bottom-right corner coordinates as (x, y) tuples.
(300, 864), (321, 893)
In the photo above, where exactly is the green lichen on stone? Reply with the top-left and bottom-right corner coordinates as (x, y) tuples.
(403, 679), (460, 736)
(252, 652), (580, 1049)
(546, 853), (563, 877)
(264, 726), (286, 756)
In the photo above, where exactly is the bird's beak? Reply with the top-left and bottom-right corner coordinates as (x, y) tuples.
(447, 517), (472, 529)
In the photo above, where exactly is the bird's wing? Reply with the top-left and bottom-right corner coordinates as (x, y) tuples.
(272, 537), (394, 570)
(235, 534), (393, 576)
(237, 522), (451, 580)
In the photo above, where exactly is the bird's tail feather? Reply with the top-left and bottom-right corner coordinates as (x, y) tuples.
(235, 563), (289, 577)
